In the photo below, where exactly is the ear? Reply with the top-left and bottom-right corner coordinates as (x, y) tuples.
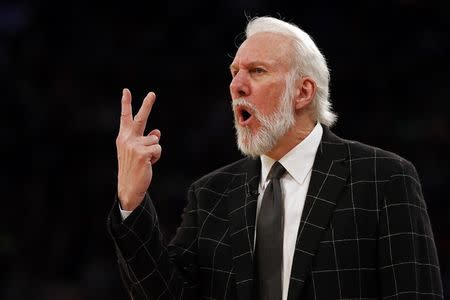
(294, 77), (316, 110)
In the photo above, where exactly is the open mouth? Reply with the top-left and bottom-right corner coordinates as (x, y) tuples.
(236, 106), (254, 126)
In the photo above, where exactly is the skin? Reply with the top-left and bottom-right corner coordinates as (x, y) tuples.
(116, 89), (161, 210)
(229, 32), (317, 160)
(116, 32), (317, 210)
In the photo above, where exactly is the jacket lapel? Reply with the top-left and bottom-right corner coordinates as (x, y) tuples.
(288, 127), (350, 300)
(227, 157), (260, 300)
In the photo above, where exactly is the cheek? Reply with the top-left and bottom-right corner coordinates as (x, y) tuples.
(253, 83), (285, 115)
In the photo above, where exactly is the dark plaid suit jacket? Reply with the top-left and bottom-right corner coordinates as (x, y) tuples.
(107, 127), (443, 299)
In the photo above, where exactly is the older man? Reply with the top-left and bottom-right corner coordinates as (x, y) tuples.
(108, 17), (443, 300)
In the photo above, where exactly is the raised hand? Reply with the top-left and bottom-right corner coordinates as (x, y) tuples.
(116, 88), (162, 211)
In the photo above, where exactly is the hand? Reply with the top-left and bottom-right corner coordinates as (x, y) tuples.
(116, 88), (162, 211)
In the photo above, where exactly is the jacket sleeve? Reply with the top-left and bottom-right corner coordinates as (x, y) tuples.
(377, 159), (443, 299)
(107, 186), (200, 300)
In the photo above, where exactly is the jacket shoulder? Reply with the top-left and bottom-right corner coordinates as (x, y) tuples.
(324, 127), (411, 165)
(324, 127), (416, 177)
(191, 157), (258, 190)
(340, 135), (417, 177)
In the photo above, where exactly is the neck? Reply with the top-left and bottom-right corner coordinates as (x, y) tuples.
(265, 118), (316, 160)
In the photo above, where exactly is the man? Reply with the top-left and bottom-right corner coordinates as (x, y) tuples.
(108, 16), (443, 299)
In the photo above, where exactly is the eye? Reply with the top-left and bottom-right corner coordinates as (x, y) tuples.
(251, 67), (266, 74)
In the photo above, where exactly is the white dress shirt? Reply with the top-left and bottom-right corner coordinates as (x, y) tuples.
(256, 122), (323, 300)
(120, 123), (323, 300)
(120, 206), (132, 219)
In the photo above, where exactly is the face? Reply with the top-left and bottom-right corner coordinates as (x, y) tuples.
(229, 32), (296, 157)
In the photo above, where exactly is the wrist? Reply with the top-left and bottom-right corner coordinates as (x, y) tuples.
(118, 190), (145, 211)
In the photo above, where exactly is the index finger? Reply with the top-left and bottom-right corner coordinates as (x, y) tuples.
(133, 91), (156, 135)
(120, 88), (133, 131)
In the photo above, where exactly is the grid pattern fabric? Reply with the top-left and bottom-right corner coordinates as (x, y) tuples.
(107, 127), (443, 300)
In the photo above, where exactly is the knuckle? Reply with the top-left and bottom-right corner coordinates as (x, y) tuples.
(149, 135), (158, 143)
(116, 136), (125, 146)
(143, 136), (152, 143)
(152, 144), (162, 155)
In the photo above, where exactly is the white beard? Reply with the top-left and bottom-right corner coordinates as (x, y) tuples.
(232, 76), (296, 158)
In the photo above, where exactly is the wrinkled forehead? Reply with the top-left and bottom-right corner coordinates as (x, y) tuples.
(232, 32), (295, 67)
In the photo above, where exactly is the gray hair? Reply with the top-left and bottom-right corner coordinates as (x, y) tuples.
(245, 16), (337, 127)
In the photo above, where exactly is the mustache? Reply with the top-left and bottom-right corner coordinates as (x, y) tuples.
(232, 98), (259, 116)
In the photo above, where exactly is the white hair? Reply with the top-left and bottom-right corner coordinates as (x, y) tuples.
(232, 72), (296, 158)
(245, 16), (337, 127)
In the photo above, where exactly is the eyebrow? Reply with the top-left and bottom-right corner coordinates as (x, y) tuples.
(229, 60), (274, 72)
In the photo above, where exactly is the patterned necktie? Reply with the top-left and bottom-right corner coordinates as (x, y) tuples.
(256, 161), (286, 300)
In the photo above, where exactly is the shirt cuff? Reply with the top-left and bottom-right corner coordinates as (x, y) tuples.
(118, 202), (133, 220)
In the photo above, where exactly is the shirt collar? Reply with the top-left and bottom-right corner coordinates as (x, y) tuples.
(260, 122), (323, 185)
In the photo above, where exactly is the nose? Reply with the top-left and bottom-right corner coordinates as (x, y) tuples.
(229, 71), (250, 99)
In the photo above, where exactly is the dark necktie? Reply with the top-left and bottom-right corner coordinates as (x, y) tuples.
(255, 161), (286, 300)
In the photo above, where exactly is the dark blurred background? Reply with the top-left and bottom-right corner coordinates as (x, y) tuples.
(1, 0), (449, 299)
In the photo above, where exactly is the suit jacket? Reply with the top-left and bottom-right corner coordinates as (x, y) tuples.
(107, 127), (443, 299)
